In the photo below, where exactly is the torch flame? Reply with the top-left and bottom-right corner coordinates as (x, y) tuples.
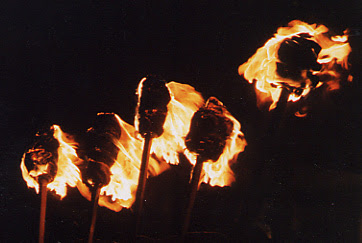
(135, 78), (246, 186)
(202, 113), (246, 186)
(136, 79), (246, 187)
(135, 78), (205, 165)
(186, 99), (247, 187)
(20, 125), (82, 198)
(77, 114), (170, 212)
(48, 125), (82, 198)
(21, 80), (247, 211)
(151, 81), (205, 165)
(239, 20), (352, 110)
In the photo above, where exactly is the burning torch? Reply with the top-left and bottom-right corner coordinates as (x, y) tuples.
(270, 34), (322, 127)
(238, 21), (353, 168)
(22, 127), (58, 243)
(134, 75), (171, 233)
(79, 113), (122, 243)
(182, 97), (234, 237)
(239, 20), (352, 121)
(238, 20), (353, 239)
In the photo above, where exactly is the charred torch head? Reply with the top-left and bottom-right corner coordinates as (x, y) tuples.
(239, 20), (352, 111)
(81, 113), (122, 188)
(136, 75), (171, 138)
(82, 159), (111, 188)
(185, 97), (233, 162)
(24, 127), (59, 183)
(277, 34), (322, 90)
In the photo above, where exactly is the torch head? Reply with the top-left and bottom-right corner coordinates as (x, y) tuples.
(185, 97), (233, 162)
(84, 113), (122, 164)
(136, 75), (171, 138)
(80, 113), (122, 189)
(24, 127), (59, 184)
(82, 159), (111, 189)
(277, 34), (322, 89)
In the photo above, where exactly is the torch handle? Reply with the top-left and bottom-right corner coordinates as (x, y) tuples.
(38, 180), (48, 243)
(88, 186), (101, 243)
(182, 157), (204, 237)
(135, 133), (153, 233)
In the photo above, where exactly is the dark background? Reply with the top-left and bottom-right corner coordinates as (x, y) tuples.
(0, 0), (361, 242)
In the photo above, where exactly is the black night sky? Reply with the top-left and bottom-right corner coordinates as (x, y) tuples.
(0, 1), (361, 242)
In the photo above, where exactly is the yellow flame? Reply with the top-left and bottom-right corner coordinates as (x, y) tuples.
(186, 102), (247, 187)
(204, 113), (246, 186)
(95, 94), (245, 210)
(20, 153), (41, 193)
(21, 80), (247, 211)
(135, 79), (247, 188)
(239, 20), (352, 110)
(47, 125), (82, 198)
(76, 114), (170, 212)
(20, 125), (82, 198)
(151, 81), (205, 165)
(135, 79), (205, 165)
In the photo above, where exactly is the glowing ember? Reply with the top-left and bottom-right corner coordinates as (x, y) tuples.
(20, 125), (82, 198)
(238, 20), (352, 110)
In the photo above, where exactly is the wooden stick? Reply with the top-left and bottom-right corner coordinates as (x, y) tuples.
(38, 179), (48, 243)
(182, 156), (204, 237)
(88, 186), (101, 243)
(135, 133), (153, 233)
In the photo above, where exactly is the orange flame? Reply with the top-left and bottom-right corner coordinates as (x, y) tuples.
(186, 100), (247, 187)
(238, 20), (352, 110)
(21, 81), (246, 211)
(20, 125), (82, 198)
(82, 89), (206, 211)
(136, 78), (247, 187)
(76, 113), (170, 212)
(135, 79), (204, 165)
(150, 81), (205, 165)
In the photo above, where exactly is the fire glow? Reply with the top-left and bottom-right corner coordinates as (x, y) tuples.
(238, 20), (352, 110)
(21, 80), (247, 212)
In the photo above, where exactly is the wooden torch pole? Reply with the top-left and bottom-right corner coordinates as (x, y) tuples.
(135, 132), (153, 234)
(38, 178), (48, 243)
(88, 186), (101, 243)
(182, 156), (204, 237)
